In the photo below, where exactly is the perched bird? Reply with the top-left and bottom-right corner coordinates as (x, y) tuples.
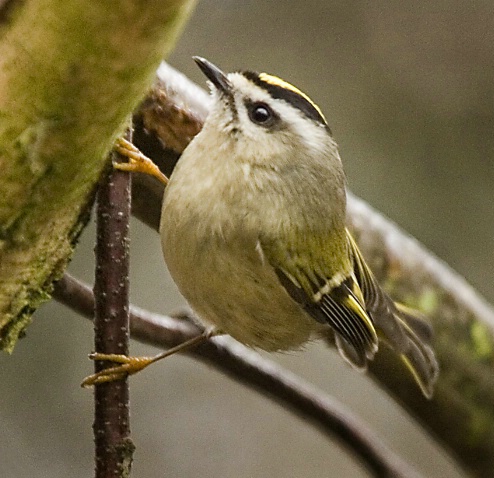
(87, 57), (439, 398)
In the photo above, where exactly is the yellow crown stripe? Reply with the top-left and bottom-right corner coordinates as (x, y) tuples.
(259, 73), (327, 123)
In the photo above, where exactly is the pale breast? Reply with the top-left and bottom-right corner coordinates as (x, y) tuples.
(159, 138), (327, 350)
(161, 197), (320, 351)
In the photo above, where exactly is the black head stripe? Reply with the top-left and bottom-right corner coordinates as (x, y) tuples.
(242, 71), (329, 128)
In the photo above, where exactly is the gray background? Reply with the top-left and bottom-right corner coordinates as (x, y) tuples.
(2, 1), (493, 477)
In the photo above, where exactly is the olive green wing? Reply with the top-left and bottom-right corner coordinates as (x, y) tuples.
(261, 230), (438, 398)
(260, 238), (379, 369)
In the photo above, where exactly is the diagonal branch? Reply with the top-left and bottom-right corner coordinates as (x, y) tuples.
(127, 62), (494, 477)
(53, 273), (423, 478)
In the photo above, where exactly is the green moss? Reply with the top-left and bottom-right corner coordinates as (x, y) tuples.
(417, 288), (440, 316)
(468, 406), (494, 447)
(0, 0), (197, 352)
(116, 438), (136, 478)
(0, 285), (52, 353)
(470, 321), (494, 361)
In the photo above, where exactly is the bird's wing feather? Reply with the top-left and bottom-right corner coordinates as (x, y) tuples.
(261, 237), (379, 368)
(259, 231), (438, 397)
(346, 231), (408, 349)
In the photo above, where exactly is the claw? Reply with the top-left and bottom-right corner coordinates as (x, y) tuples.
(81, 332), (214, 388)
(113, 137), (168, 185)
(81, 353), (155, 388)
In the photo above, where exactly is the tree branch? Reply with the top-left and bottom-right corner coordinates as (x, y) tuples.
(127, 62), (494, 477)
(53, 273), (423, 478)
(0, 0), (197, 352)
(92, 134), (134, 477)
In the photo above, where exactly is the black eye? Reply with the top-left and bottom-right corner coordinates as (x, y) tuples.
(248, 102), (275, 126)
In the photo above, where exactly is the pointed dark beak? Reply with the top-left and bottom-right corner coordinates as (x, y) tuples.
(193, 56), (232, 94)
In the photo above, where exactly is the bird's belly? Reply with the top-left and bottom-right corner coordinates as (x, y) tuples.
(162, 228), (318, 351)
(191, 276), (316, 351)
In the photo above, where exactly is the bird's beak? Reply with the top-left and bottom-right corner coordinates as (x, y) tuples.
(193, 56), (232, 95)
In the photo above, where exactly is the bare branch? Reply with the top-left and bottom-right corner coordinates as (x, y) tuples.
(92, 137), (134, 477)
(53, 273), (423, 478)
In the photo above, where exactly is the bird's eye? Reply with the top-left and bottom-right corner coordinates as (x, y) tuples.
(248, 102), (276, 126)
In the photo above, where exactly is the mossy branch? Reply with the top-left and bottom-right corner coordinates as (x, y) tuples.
(128, 62), (494, 477)
(0, 0), (197, 351)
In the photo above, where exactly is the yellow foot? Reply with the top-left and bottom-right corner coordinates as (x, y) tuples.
(81, 354), (155, 387)
(114, 137), (169, 185)
(81, 332), (213, 388)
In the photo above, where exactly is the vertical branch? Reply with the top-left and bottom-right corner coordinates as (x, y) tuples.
(93, 131), (134, 477)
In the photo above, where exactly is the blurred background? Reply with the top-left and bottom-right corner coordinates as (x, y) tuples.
(2, 1), (493, 477)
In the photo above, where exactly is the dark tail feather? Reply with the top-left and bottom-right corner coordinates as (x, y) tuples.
(395, 303), (434, 343)
(394, 304), (439, 399)
(346, 230), (439, 397)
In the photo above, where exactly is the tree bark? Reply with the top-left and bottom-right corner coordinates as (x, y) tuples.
(93, 138), (133, 478)
(0, 0), (197, 352)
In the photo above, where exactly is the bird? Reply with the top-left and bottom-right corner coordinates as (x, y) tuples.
(84, 57), (439, 398)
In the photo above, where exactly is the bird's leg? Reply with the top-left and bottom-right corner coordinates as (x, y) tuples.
(113, 137), (169, 185)
(81, 329), (217, 387)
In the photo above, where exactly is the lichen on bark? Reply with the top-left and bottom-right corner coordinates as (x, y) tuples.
(0, 0), (197, 352)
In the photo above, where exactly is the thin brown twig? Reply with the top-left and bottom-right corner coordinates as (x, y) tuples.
(53, 272), (423, 478)
(93, 134), (134, 478)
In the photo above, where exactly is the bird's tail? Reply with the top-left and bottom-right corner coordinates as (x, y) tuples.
(347, 230), (439, 398)
(390, 303), (439, 398)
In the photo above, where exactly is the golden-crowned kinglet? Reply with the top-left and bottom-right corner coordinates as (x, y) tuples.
(87, 57), (438, 398)
(160, 57), (438, 398)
